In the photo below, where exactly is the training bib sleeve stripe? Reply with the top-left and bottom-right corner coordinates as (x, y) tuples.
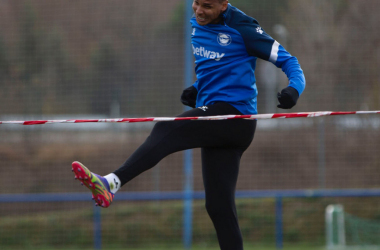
(269, 41), (280, 63)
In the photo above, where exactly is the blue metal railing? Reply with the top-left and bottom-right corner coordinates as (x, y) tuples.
(2, 189), (380, 249)
(3, 189), (380, 203)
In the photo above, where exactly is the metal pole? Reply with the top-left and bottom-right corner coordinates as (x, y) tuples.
(183, 150), (193, 249)
(276, 197), (284, 250)
(183, 0), (194, 249)
(275, 197), (284, 250)
(325, 204), (346, 249)
(94, 206), (102, 250)
(325, 205), (334, 248)
(318, 118), (326, 188)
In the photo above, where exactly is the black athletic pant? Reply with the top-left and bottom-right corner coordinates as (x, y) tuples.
(114, 102), (256, 250)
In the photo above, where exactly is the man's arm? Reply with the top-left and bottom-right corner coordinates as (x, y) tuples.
(242, 23), (305, 108)
(269, 42), (306, 96)
(269, 42), (305, 109)
(225, 10), (306, 108)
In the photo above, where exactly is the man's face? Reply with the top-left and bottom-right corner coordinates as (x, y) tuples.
(192, 0), (228, 26)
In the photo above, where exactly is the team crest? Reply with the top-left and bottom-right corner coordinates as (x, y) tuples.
(217, 33), (232, 46)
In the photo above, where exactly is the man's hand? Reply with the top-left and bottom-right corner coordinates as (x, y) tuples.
(277, 86), (299, 109)
(180, 86), (198, 108)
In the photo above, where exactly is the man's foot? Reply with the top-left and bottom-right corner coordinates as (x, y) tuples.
(72, 161), (114, 208)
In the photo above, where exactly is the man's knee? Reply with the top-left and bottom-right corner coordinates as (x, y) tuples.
(149, 121), (176, 142)
(152, 121), (170, 132)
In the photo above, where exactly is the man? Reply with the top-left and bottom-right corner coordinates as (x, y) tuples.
(72, 0), (305, 249)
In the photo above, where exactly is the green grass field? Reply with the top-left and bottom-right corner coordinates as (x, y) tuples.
(0, 244), (326, 250)
(3, 197), (379, 250)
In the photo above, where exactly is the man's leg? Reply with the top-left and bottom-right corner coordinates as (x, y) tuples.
(201, 147), (245, 250)
(113, 103), (256, 186)
(73, 102), (256, 207)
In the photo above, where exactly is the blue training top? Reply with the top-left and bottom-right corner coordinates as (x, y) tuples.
(191, 4), (306, 114)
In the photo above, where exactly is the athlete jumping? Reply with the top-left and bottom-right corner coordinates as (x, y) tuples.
(72, 1), (305, 249)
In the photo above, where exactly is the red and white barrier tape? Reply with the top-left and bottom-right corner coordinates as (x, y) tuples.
(0, 111), (379, 125)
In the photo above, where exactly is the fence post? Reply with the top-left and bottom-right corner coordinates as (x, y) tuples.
(325, 204), (346, 249)
(183, 0), (194, 249)
(94, 206), (102, 250)
(318, 118), (326, 188)
(275, 197), (283, 250)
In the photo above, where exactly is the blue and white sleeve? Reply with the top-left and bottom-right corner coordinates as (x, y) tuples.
(231, 18), (305, 95)
(269, 42), (306, 95)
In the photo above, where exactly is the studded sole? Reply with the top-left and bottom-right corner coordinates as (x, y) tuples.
(72, 161), (114, 208)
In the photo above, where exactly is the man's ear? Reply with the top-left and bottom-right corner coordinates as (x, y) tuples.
(221, 0), (229, 12)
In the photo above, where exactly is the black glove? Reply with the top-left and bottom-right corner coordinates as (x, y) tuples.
(180, 86), (198, 108)
(277, 86), (299, 109)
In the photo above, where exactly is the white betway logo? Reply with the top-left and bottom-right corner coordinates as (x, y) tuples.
(192, 45), (225, 61)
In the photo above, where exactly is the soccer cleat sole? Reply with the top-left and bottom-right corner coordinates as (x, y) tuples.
(72, 161), (114, 208)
